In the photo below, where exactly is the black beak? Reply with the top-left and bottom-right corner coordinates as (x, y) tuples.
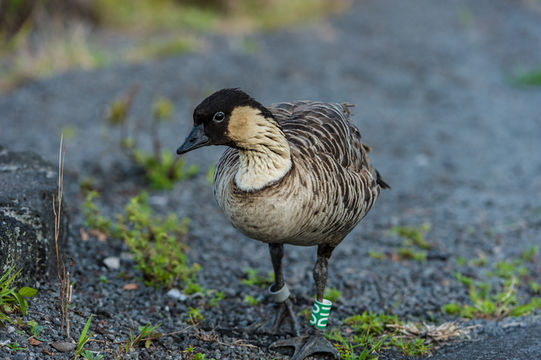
(177, 124), (210, 154)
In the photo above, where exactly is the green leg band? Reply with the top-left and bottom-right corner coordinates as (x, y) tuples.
(309, 298), (332, 329)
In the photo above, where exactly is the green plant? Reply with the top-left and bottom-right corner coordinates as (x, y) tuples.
(26, 320), (44, 341)
(125, 323), (161, 352)
(81, 350), (104, 360)
(206, 164), (216, 185)
(132, 148), (198, 189)
(186, 306), (204, 325)
(443, 257), (541, 318)
(82, 191), (112, 232)
(368, 251), (385, 260)
(470, 253), (487, 267)
(105, 92), (198, 190)
(521, 245), (538, 262)
(74, 315), (94, 360)
(326, 328), (384, 360)
(390, 224), (432, 249)
(118, 192), (200, 288)
(183, 281), (205, 295)
(0, 266), (37, 324)
(240, 268), (274, 287)
(390, 337), (432, 356)
(343, 312), (400, 336)
(83, 191), (200, 289)
(208, 291), (224, 308)
(327, 311), (441, 358)
(397, 247), (426, 262)
(4, 341), (25, 351)
(324, 287), (341, 303)
(514, 67), (541, 86)
(244, 295), (259, 306)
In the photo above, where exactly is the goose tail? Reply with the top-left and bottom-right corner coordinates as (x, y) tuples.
(375, 169), (390, 189)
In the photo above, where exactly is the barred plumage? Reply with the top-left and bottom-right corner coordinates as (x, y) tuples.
(214, 100), (384, 247)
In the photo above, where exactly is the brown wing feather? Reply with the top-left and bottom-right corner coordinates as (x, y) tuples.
(269, 101), (373, 174)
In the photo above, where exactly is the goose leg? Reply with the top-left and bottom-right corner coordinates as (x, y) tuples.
(270, 245), (339, 360)
(252, 243), (301, 336)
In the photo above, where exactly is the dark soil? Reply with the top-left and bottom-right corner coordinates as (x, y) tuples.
(1, 0), (541, 359)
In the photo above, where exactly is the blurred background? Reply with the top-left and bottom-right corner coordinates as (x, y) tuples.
(0, 0), (348, 92)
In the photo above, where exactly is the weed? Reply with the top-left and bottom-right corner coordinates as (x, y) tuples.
(132, 148), (198, 190)
(82, 191), (112, 233)
(26, 320), (44, 341)
(455, 257), (466, 266)
(492, 260), (527, 279)
(4, 341), (25, 351)
(470, 253), (487, 267)
(105, 91), (198, 189)
(397, 247), (426, 262)
(206, 164), (216, 185)
(368, 251), (385, 260)
(391, 224), (432, 249)
(514, 67), (541, 86)
(74, 315), (94, 360)
(327, 311), (463, 358)
(326, 328), (384, 360)
(244, 295), (259, 306)
(324, 287), (341, 303)
(343, 312), (400, 336)
(521, 245), (538, 262)
(443, 256), (541, 318)
(390, 337), (432, 356)
(83, 191), (200, 289)
(117, 192), (199, 287)
(79, 177), (97, 194)
(125, 323), (161, 352)
(241, 268), (274, 287)
(0, 266), (37, 324)
(81, 350), (104, 360)
(441, 303), (461, 316)
(186, 307), (204, 325)
(530, 282), (540, 294)
(208, 291), (224, 308)
(184, 282), (205, 295)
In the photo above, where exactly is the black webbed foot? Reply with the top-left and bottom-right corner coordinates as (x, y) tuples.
(270, 332), (339, 360)
(250, 298), (301, 336)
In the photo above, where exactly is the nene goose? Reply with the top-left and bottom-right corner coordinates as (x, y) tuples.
(177, 89), (389, 360)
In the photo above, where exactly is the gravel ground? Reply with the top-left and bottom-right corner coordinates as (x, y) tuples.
(1, 0), (541, 359)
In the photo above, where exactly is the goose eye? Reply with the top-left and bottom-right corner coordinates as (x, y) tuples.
(213, 111), (225, 122)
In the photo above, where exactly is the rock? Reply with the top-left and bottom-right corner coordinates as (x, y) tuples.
(0, 145), (68, 286)
(50, 341), (76, 352)
(103, 256), (120, 270)
(166, 288), (187, 301)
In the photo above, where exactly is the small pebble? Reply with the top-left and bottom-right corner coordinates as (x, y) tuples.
(103, 256), (120, 270)
(51, 341), (76, 352)
(167, 288), (187, 301)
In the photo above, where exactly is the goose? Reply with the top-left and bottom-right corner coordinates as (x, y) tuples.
(177, 88), (389, 360)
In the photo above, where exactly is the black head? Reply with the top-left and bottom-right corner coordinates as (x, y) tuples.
(177, 88), (274, 154)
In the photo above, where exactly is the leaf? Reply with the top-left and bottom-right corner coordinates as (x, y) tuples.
(78, 315), (93, 351)
(18, 287), (38, 298)
(145, 339), (152, 348)
(28, 337), (41, 346)
(122, 283), (138, 291)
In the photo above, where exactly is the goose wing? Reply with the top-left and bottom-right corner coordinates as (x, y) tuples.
(269, 101), (372, 173)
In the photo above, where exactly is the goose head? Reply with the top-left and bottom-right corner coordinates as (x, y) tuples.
(177, 88), (279, 154)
